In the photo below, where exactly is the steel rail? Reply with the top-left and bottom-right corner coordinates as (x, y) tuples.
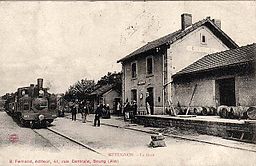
(46, 127), (103, 156)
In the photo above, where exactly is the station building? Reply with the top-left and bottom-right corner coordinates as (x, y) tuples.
(117, 13), (238, 114)
(172, 43), (256, 108)
(89, 84), (121, 112)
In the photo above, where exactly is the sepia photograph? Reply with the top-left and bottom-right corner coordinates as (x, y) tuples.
(0, 1), (256, 166)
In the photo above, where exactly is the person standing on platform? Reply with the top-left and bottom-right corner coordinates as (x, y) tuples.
(124, 101), (131, 121)
(132, 100), (137, 116)
(131, 100), (137, 122)
(82, 104), (89, 123)
(106, 104), (110, 118)
(71, 103), (77, 121)
(117, 102), (121, 116)
(94, 104), (102, 127)
(146, 92), (153, 115)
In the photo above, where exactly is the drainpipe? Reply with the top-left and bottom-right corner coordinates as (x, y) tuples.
(122, 63), (125, 114)
(162, 50), (165, 115)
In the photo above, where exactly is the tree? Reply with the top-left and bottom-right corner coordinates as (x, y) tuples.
(64, 78), (95, 101)
(96, 72), (122, 91)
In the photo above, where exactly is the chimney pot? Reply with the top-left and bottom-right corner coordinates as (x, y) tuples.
(37, 78), (43, 90)
(181, 13), (192, 30)
(212, 19), (221, 29)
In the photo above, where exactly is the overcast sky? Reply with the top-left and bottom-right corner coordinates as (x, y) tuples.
(0, 1), (255, 95)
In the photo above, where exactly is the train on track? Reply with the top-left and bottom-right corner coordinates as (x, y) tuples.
(4, 78), (58, 128)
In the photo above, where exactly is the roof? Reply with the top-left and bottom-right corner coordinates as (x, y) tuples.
(173, 43), (256, 77)
(117, 17), (238, 63)
(90, 84), (116, 96)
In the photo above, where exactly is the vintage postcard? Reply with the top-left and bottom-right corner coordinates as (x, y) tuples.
(0, 1), (256, 166)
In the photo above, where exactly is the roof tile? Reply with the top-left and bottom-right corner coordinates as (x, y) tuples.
(117, 18), (238, 63)
(174, 43), (256, 77)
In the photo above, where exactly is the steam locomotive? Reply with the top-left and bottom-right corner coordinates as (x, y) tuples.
(5, 78), (58, 128)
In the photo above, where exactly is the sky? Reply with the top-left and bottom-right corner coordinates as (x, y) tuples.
(0, 1), (255, 95)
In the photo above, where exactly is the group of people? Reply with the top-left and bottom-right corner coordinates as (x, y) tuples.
(123, 92), (153, 119)
(70, 100), (110, 127)
(69, 95), (152, 125)
(123, 100), (137, 121)
(70, 100), (89, 123)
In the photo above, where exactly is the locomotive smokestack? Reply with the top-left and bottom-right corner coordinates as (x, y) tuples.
(37, 78), (43, 90)
(30, 84), (35, 97)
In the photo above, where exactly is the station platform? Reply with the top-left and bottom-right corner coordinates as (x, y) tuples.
(134, 115), (256, 143)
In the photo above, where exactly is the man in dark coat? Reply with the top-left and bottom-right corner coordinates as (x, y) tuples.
(71, 103), (77, 121)
(94, 104), (102, 126)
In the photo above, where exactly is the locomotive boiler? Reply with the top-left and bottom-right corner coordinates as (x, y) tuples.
(5, 78), (58, 128)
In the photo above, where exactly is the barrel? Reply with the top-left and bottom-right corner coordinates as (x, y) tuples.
(173, 107), (181, 115)
(166, 107), (180, 116)
(202, 107), (211, 116)
(187, 107), (195, 115)
(229, 106), (238, 119)
(180, 107), (187, 115)
(209, 107), (217, 115)
(228, 106), (237, 119)
(217, 105), (229, 118)
(247, 106), (256, 120)
(193, 107), (203, 115)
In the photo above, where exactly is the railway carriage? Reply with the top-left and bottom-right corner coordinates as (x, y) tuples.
(5, 78), (58, 128)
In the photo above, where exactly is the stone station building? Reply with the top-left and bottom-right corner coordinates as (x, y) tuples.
(118, 13), (238, 114)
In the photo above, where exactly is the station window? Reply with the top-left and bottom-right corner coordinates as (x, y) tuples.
(201, 34), (206, 44)
(131, 62), (137, 78)
(146, 57), (153, 75)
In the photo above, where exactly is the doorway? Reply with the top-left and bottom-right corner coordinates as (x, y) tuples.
(131, 89), (137, 102)
(146, 87), (154, 115)
(217, 78), (236, 106)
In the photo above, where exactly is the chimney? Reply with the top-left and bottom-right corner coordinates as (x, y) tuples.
(212, 19), (221, 29)
(181, 13), (192, 30)
(37, 78), (43, 90)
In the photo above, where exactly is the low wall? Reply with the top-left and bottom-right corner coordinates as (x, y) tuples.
(134, 115), (256, 142)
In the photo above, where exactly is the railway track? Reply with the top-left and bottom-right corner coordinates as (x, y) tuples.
(32, 127), (103, 156)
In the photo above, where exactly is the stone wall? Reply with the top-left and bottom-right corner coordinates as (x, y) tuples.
(135, 115), (256, 142)
(172, 78), (215, 107)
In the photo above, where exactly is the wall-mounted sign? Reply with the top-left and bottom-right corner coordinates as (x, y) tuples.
(140, 93), (143, 99)
(186, 46), (218, 53)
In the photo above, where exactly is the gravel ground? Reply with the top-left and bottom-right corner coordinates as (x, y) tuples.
(1, 112), (256, 166)
(50, 115), (256, 166)
(0, 112), (101, 166)
(0, 112), (55, 150)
